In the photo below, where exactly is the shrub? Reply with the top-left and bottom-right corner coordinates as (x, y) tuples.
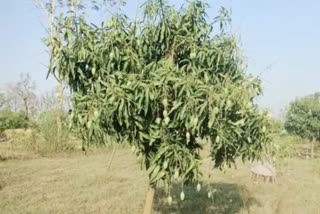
(0, 110), (28, 130)
(36, 111), (71, 151)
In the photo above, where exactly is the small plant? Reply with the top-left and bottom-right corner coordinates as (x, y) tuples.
(4, 110), (73, 153)
(0, 128), (7, 142)
(36, 111), (71, 151)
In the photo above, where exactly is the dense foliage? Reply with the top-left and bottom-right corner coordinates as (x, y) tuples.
(285, 92), (320, 141)
(47, 0), (270, 195)
(0, 110), (28, 131)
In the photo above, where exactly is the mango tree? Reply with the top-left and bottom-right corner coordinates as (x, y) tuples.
(46, 0), (271, 212)
(285, 92), (320, 158)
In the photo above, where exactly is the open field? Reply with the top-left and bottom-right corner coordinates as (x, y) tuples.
(0, 141), (320, 214)
(1, 0), (320, 213)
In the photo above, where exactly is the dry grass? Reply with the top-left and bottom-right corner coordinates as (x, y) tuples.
(0, 142), (320, 214)
(0, 147), (147, 214)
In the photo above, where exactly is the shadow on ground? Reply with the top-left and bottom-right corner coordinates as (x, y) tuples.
(153, 182), (260, 214)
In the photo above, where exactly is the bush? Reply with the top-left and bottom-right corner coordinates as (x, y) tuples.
(0, 110), (28, 130)
(35, 111), (71, 151)
(5, 111), (75, 154)
(270, 134), (302, 162)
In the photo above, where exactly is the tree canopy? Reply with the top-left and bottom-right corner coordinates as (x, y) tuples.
(46, 0), (271, 196)
(285, 92), (320, 141)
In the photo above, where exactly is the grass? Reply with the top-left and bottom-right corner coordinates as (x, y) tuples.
(0, 142), (320, 214)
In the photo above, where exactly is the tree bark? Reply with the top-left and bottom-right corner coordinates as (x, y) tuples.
(23, 97), (29, 117)
(57, 82), (64, 150)
(143, 186), (155, 214)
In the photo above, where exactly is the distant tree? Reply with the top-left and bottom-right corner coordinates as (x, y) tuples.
(9, 73), (37, 117)
(0, 93), (5, 109)
(2, 92), (19, 112)
(37, 88), (71, 114)
(285, 92), (320, 158)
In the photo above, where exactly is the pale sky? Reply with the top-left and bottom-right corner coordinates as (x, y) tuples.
(1, 0), (319, 117)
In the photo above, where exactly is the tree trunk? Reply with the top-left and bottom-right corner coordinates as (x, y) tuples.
(143, 186), (155, 214)
(14, 97), (17, 112)
(57, 82), (64, 150)
(23, 98), (29, 117)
